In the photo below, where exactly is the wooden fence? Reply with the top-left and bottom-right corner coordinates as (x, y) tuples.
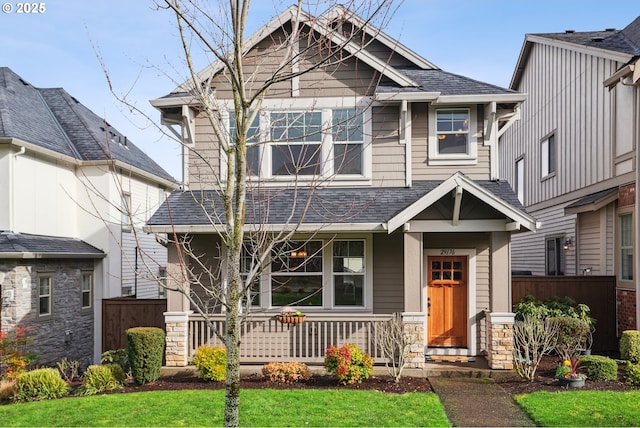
(102, 298), (166, 352)
(512, 276), (617, 352)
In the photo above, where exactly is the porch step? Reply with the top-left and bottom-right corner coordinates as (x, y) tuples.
(427, 355), (473, 363)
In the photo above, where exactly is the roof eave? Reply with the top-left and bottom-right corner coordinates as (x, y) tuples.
(0, 252), (106, 259)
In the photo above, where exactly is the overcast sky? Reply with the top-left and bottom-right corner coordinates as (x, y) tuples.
(2, 0), (638, 180)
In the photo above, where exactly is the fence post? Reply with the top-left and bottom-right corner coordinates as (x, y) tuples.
(164, 311), (192, 367)
(486, 311), (515, 370)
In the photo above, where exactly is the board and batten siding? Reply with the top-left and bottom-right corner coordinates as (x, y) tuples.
(499, 42), (624, 207)
(511, 204), (577, 276)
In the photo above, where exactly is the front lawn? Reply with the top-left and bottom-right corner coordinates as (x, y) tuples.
(0, 389), (450, 427)
(514, 390), (640, 427)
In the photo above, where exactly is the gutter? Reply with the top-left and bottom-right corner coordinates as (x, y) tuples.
(0, 252), (106, 259)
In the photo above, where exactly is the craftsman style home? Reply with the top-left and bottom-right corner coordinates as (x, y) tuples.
(147, 6), (536, 369)
(499, 16), (640, 334)
(0, 67), (176, 365)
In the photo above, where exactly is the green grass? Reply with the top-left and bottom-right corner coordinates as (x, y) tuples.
(0, 389), (450, 427)
(515, 390), (640, 427)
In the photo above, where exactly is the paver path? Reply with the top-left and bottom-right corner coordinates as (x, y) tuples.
(429, 377), (536, 427)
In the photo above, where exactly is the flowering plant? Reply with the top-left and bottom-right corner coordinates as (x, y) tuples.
(555, 357), (586, 380)
(279, 307), (304, 317)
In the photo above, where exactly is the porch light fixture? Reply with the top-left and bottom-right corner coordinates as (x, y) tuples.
(563, 237), (574, 250)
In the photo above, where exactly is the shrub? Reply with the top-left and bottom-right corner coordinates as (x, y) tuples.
(513, 316), (559, 381)
(375, 314), (417, 383)
(514, 295), (595, 329)
(77, 364), (124, 396)
(579, 355), (618, 381)
(551, 316), (590, 360)
(625, 362), (640, 385)
(13, 368), (70, 402)
(261, 362), (312, 383)
(56, 358), (80, 382)
(0, 326), (37, 379)
(324, 343), (373, 385)
(192, 346), (226, 381)
(126, 327), (165, 385)
(0, 379), (16, 402)
(620, 330), (640, 363)
(101, 348), (130, 374)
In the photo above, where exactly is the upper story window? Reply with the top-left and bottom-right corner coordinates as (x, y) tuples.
(224, 106), (370, 182)
(428, 107), (477, 165)
(541, 133), (556, 178)
(121, 192), (132, 232)
(515, 157), (524, 203)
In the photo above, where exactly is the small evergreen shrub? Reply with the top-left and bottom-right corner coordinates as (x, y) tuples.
(324, 343), (373, 385)
(13, 368), (70, 402)
(77, 364), (124, 396)
(0, 379), (16, 402)
(620, 330), (640, 363)
(101, 348), (130, 374)
(192, 346), (226, 381)
(126, 327), (165, 385)
(551, 316), (590, 360)
(261, 362), (312, 383)
(579, 355), (618, 381)
(625, 362), (640, 385)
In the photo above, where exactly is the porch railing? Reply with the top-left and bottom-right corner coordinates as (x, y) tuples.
(188, 313), (393, 364)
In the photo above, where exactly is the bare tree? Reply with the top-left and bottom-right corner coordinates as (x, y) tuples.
(147, 1), (396, 426)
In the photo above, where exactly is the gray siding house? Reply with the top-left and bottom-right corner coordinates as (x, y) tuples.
(147, 6), (536, 369)
(499, 17), (640, 333)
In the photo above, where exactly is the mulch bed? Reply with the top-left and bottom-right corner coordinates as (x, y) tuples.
(112, 355), (639, 396)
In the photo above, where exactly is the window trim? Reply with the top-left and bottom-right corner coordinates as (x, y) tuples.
(81, 272), (93, 309)
(545, 235), (565, 276)
(618, 212), (633, 282)
(540, 132), (556, 180)
(428, 106), (478, 165)
(38, 276), (52, 317)
(121, 192), (132, 233)
(515, 156), (524, 203)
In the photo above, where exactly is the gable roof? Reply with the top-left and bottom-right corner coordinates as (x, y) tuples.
(0, 231), (105, 259)
(146, 173), (536, 234)
(511, 16), (640, 89)
(0, 67), (175, 184)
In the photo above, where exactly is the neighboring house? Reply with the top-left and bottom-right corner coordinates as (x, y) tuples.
(0, 67), (177, 366)
(146, 6), (535, 369)
(499, 17), (640, 333)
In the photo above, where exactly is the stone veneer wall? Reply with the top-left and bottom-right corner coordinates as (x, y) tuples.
(617, 289), (637, 334)
(486, 312), (515, 370)
(402, 312), (426, 368)
(0, 259), (94, 367)
(164, 311), (192, 367)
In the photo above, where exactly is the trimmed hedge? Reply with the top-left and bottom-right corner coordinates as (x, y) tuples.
(620, 330), (640, 363)
(13, 368), (69, 402)
(126, 327), (165, 385)
(579, 355), (618, 381)
(77, 364), (124, 396)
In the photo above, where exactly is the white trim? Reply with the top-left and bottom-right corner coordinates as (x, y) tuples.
(424, 248), (477, 356)
(488, 312), (515, 324)
(407, 219), (521, 233)
(428, 107), (478, 166)
(432, 94), (527, 104)
(375, 91), (441, 102)
(144, 222), (387, 234)
(164, 311), (193, 323)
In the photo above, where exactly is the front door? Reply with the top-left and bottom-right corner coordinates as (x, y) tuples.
(427, 256), (468, 347)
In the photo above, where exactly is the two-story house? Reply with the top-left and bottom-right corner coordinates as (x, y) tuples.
(499, 17), (640, 334)
(147, 6), (536, 369)
(0, 67), (177, 365)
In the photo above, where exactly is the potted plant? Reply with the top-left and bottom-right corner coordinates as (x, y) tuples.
(555, 357), (586, 388)
(276, 307), (306, 324)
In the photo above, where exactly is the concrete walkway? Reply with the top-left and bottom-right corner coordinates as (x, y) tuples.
(429, 377), (536, 427)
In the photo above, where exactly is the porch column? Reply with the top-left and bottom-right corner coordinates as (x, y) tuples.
(402, 312), (426, 368)
(164, 311), (192, 367)
(490, 231), (511, 312)
(486, 311), (515, 370)
(403, 232), (422, 312)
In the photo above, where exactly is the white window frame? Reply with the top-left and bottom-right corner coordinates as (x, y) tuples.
(515, 156), (524, 203)
(220, 97), (372, 185)
(121, 192), (132, 232)
(81, 273), (92, 309)
(541, 133), (556, 179)
(619, 212), (633, 281)
(255, 235), (372, 311)
(38, 276), (52, 316)
(428, 106), (477, 165)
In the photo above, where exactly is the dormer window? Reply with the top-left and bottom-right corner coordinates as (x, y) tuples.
(428, 107), (477, 165)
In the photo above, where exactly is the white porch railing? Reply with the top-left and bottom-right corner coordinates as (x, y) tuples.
(188, 313), (394, 364)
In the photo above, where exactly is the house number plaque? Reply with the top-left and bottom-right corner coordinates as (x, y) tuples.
(440, 249), (456, 255)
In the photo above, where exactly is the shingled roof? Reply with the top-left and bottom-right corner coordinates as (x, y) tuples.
(0, 231), (105, 258)
(0, 67), (174, 183)
(147, 178), (527, 229)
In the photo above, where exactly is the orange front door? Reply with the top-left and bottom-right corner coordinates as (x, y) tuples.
(427, 256), (468, 347)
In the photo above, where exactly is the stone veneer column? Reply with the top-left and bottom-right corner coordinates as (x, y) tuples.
(164, 311), (192, 367)
(402, 312), (426, 368)
(486, 312), (515, 370)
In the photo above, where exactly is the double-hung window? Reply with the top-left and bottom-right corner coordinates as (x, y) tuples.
(39, 276), (52, 316)
(545, 236), (565, 276)
(541, 134), (556, 178)
(81, 273), (92, 309)
(332, 109), (364, 175)
(619, 214), (633, 281)
(271, 240), (323, 306)
(333, 240), (365, 306)
(429, 107), (477, 165)
(229, 112), (261, 176)
(270, 112), (322, 176)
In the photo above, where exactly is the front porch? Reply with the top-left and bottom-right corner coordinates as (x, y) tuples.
(164, 311), (514, 370)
